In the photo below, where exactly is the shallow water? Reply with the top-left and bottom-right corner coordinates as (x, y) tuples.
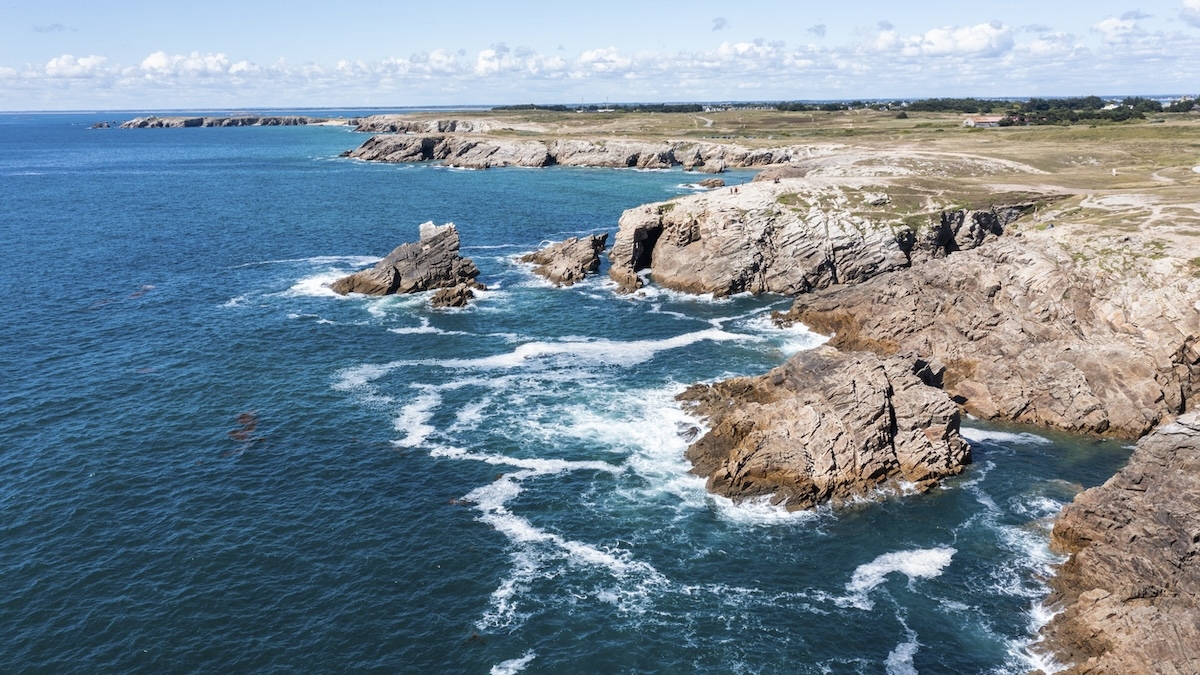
(0, 113), (1131, 673)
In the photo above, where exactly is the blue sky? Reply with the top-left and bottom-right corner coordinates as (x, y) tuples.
(2, 1), (1198, 110)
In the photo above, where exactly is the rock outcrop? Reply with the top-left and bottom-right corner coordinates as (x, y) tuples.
(1037, 412), (1200, 674)
(345, 134), (817, 171)
(678, 346), (970, 510)
(775, 231), (1200, 437)
(606, 180), (1031, 296)
(518, 234), (608, 286)
(330, 222), (483, 301)
(120, 116), (327, 128)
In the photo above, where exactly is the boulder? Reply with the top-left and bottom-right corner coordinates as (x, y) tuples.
(678, 346), (970, 510)
(330, 222), (483, 300)
(697, 178), (725, 189)
(519, 234), (608, 286)
(1038, 412), (1200, 674)
(430, 283), (476, 309)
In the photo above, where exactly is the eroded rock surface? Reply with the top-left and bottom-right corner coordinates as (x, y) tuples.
(120, 116), (326, 128)
(607, 180), (1030, 296)
(345, 134), (818, 171)
(330, 222), (483, 300)
(1037, 412), (1200, 674)
(519, 234), (608, 286)
(775, 232), (1200, 437)
(677, 346), (970, 510)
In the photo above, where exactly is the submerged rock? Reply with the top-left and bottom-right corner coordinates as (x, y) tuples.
(678, 346), (970, 510)
(518, 234), (608, 286)
(1038, 412), (1200, 674)
(330, 222), (483, 301)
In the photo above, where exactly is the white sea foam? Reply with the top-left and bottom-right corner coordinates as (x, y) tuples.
(222, 294), (250, 308)
(960, 427), (1053, 446)
(738, 313), (829, 356)
(885, 629), (920, 675)
(424, 328), (751, 370)
(392, 390), (440, 447)
(839, 547), (956, 610)
(490, 652), (537, 675)
(430, 445), (622, 476)
(387, 317), (470, 336)
(284, 270), (347, 298)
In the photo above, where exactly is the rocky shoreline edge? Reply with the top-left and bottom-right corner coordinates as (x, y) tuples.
(135, 112), (1199, 670)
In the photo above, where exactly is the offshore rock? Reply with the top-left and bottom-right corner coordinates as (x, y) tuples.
(519, 234), (608, 286)
(120, 115), (326, 128)
(1038, 412), (1200, 674)
(775, 232), (1200, 437)
(677, 346), (970, 510)
(430, 283), (475, 309)
(330, 222), (482, 299)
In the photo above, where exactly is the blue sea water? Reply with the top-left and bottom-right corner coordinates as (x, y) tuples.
(0, 113), (1133, 674)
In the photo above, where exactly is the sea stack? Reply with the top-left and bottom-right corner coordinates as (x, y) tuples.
(330, 222), (484, 302)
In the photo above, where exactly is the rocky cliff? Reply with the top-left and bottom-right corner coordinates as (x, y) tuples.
(1037, 412), (1200, 674)
(678, 346), (970, 510)
(330, 222), (483, 303)
(344, 134), (815, 171)
(519, 234), (608, 286)
(607, 178), (1032, 296)
(775, 230), (1200, 437)
(120, 116), (328, 128)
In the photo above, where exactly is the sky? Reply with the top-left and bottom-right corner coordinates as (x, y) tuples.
(1, 1), (1198, 110)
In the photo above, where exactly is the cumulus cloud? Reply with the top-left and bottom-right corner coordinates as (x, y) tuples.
(713, 17), (728, 31)
(44, 54), (108, 78)
(878, 20), (895, 31)
(1093, 17), (1141, 41)
(1121, 10), (1151, 20)
(34, 23), (66, 33)
(3, 21), (1200, 110)
(808, 24), (827, 38)
(1184, 0), (1200, 27)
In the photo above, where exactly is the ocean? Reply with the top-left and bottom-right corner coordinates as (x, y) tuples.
(0, 113), (1132, 673)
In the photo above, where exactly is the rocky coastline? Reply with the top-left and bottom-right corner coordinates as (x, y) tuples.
(119, 115), (332, 128)
(626, 171), (1200, 670)
(344, 133), (809, 171)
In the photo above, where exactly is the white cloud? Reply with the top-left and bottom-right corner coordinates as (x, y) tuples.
(44, 54), (108, 78)
(893, 22), (1015, 57)
(140, 51), (234, 77)
(1093, 17), (1141, 41)
(1184, 0), (1200, 27)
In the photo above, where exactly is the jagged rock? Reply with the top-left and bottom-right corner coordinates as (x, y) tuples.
(120, 116), (326, 128)
(519, 234), (608, 286)
(346, 134), (552, 168)
(677, 346), (970, 510)
(775, 233), (1200, 437)
(1037, 412), (1200, 674)
(607, 182), (1016, 296)
(345, 134), (815, 171)
(698, 178), (725, 189)
(430, 283), (475, 308)
(330, 222), (482, 300)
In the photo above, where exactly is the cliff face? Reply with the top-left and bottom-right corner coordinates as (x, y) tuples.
(1037, 412), (1200, 674)
(776, 231), (1200, 437)
(120, 116), (326, 128)
(607, 179), (1031, 297)
(344, 133), (817, 171)
(678, 347), (970, 510)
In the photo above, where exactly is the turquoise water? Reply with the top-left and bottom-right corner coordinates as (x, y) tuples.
(0, 114), (1132, 673)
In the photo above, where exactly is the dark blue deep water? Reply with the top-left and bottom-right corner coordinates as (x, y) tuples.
(0, 113), (1132, 674)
